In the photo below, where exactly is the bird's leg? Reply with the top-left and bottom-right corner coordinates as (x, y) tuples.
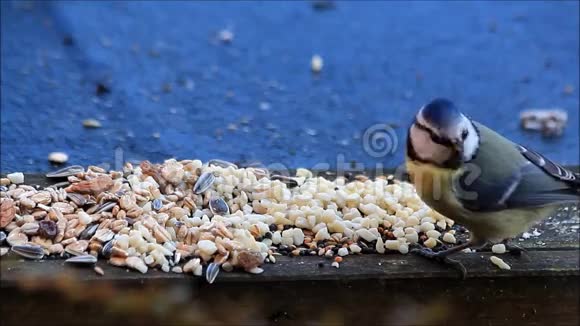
(501, 239), (527, 257)
(474, 240), (527, 257)
(410, 241), (474, 279)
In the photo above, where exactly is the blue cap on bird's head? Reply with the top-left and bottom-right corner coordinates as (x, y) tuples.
(420, 98), (462, 129)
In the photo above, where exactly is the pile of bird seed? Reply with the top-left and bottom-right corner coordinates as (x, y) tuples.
(0, 159), (459, 281)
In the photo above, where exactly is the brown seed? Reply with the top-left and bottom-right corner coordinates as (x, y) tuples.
(1, 198), (16, 228)
(30, 192), (52, 205)
(65, 175), (113, 195)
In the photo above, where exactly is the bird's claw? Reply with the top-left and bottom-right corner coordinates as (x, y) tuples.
(504, 243), (528, 257)
(411, 248), (467, 279)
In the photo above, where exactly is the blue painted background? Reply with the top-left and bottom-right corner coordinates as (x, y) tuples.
(1, 0), (578, 172)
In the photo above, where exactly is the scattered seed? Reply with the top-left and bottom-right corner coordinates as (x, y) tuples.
(207, 159), (237, 169)
(66, 254), (97, 265)
(94, 266), (105, 276)
(83, 119), (102, 128)
(492, 244), (506, 254)
(209, 197), (230, 216)
(46, 165), (84, 178)
(11, 244), (44, 260)
(490, 256), (511, 270)
(205, 262), (220, 284)
(311, 54), (323, 73)
(48, 152), (69, 164)
(193, 172), (215, 194)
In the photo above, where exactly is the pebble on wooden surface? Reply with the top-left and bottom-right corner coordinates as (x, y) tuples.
(491, 244), (506, 254)
(490, 256), (511, 270)
(48, 152), (69, 164)
(337, 247), (348, 256)
(331, 261), (339, 268)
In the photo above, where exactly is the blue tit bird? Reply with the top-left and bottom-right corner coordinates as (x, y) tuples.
(405, 98), (579, 275)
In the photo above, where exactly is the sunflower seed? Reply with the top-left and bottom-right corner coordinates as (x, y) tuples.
(93, 228), (114, 243)
(47, 181), (71, 189)
(209, 197), (230, 216)
(207, 159), (238, 169)
(270, 175), (299, 188)
(87, 201), (116, 215)
(193, 172), (215, 194)
(66, 254), (97, 265)
(153, 198), (163, 211)
(205, 262), (220, 284)
(46, 165), (84, 178)
(100, 240), (114, 258)
(67, 193), (87, 206)
(11, 244), (44, 260)
(79, 223), (99, 240)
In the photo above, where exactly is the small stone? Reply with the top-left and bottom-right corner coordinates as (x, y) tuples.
(171, 266), (183, 273)
(7, 172), (24, 184)
(83, 119), (102, 128)
(490, 255), (511, 270)
(331, 261), (339, 268)
(492, 244), (506, 254)
(334, 256), (343, 263)
(0, 178), (10, 186)
(48, 152), (69, 164)
(337, 247), (348, 256)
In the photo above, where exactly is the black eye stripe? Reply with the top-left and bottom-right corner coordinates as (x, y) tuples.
(414, 121), (454, 146)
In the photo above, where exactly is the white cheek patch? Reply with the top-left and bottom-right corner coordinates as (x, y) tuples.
(410, 125), (453, 164)
(460, 117), (479, 161)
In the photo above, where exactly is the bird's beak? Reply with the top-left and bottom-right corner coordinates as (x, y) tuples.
(452, 140), (463, 154)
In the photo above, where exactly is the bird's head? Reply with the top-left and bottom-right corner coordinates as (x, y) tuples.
(407, 98), (479, 168)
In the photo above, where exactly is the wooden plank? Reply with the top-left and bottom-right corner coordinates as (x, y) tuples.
(1, 249), (578, 285)
(1, 272), (578, 326)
